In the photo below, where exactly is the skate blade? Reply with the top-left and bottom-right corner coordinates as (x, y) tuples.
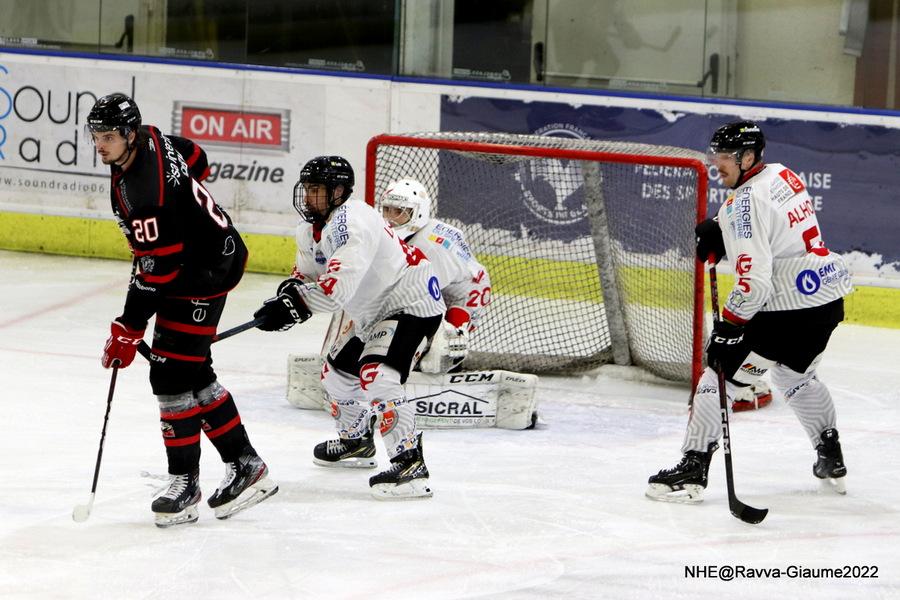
(819, 477), (847, 495)
(154, 505), (199, 528)
(213, 478), (279, 520)
(645, 483), (704, 504)
(370, 478), (433, 501)
(313, 456), (377, 469)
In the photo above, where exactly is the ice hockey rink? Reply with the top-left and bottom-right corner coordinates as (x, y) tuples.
(1, 250), (898, 600)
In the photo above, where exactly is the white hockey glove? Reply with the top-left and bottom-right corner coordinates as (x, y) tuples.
(418, 320), (469, 373)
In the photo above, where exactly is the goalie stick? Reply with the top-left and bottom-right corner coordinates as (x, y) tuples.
(709, 259), (768, 525)
(72, 364), (120, 523)
(136, 316), (266, 360)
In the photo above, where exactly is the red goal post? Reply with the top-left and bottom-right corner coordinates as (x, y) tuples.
(366, 132), (708, 387)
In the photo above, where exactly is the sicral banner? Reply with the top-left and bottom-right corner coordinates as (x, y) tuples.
(440, 96), (900, 266)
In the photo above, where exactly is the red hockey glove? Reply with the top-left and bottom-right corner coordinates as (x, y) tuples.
(101, 320), (145, 368)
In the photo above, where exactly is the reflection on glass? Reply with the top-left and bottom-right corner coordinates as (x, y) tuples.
(158, 0), (246, 62)
(247, 0), (395, 74)
(0, 0), (102, 52)
(451, 0), (533, 83)
(0, 0), (897, 111)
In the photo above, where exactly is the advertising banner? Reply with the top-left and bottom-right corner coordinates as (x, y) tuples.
(440, 96), (900, 273)
(0, 54), (390, 233)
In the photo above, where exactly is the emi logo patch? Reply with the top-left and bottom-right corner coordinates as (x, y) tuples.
(796, 270), (821, 295)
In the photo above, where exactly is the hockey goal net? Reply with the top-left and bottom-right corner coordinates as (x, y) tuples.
(366, 132), (708, 385)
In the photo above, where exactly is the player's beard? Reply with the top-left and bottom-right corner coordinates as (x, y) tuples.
(102, 144), (133, 167)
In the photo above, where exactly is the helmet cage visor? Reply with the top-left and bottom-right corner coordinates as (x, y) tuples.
(293, 179), (339, 223)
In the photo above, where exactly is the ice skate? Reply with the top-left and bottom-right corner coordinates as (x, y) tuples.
(646, 442), (718, 504)
(732, 382), (773, 412)
(152, 470), (201, 528)
(313, 429), (377, 468)
(813, 428), (847, 494)
(369, 433), (432, 500)
(208, 450), (279, 519)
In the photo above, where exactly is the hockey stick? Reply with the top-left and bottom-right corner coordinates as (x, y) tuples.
(135, 316), (266, 360)
(72, 363), (119, 522)
(708, 260), (768, 524)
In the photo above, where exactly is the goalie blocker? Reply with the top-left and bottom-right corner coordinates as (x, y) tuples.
(287, 354), (538, 430)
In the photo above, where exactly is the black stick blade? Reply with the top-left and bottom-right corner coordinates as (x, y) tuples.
(730, 499), (768, 524)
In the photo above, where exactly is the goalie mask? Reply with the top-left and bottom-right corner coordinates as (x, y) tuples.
(293, 156), (355, 224)
(379, 179), (431, 240)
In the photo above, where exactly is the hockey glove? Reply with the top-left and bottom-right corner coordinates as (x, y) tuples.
(101, 319), (145, 368)
(695, 217), (726, 263)
(706, 320), (745, 371)
(418, 319), (469, 373)
(254, 278), (312, 332)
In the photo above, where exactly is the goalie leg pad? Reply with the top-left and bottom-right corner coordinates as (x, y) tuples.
(405, 370), (538, 430)
(286, 355), (540, 431)
(731, 380), (773, 412)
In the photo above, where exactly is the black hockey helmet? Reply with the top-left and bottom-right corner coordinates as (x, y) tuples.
(86, 93), (142, 138)
(708, 120), (765, 161)
(708, 120), (765, 187)
(293, 156), (355, 223)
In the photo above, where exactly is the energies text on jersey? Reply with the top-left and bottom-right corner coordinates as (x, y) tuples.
(406, 219), (491, 330)
(717, 163), (852, 324)
(109, 126), (247, 328)
(292, 199), (445, 336)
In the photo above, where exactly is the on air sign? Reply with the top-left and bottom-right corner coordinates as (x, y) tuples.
(173, 102), (290, 151)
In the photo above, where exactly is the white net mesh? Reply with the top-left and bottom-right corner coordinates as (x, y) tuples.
(368, 132), (706, 383)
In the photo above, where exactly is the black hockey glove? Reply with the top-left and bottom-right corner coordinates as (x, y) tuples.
(695, 217), (726, 264)
(706, 320), (745, 371)
(254, 279), (312, 332)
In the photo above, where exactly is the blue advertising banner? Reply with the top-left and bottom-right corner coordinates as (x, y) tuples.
(440, 96), (900, 266)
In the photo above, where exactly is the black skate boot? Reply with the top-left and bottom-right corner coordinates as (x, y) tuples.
(369, 433), (432, 500)
(813, 428), (847, 494)
(645, 442), (718, 504)
(152, 470), (201, 528)
(313, 427), (377, 468)
(208, 449), (279, 519)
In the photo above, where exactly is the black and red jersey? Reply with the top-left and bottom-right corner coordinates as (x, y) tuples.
(109, 125), (247, 329)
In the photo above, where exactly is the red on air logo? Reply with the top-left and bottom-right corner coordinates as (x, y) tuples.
(173, 102), (290, 151)
(330, 402), (339, 418)
(359, 363), (380, 391)
(779, 168), (805, 193)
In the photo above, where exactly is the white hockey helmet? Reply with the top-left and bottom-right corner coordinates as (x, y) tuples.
(379, 178), (431, 239)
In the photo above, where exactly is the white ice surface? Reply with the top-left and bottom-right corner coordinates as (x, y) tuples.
(1, 250), (898, 599)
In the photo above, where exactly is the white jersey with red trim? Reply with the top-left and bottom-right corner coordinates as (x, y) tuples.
(406, 219), (491, 330)
(717, 162), (852, 323)
(291, 199), (445, 336)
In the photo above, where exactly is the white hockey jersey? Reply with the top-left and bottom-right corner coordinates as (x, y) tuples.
(718, 163), (852, 323)
(291, 199), (445, 337)
(406, 219), (491, 330)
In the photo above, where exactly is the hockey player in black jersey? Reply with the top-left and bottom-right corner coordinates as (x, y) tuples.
(88, 93), (277, 527)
